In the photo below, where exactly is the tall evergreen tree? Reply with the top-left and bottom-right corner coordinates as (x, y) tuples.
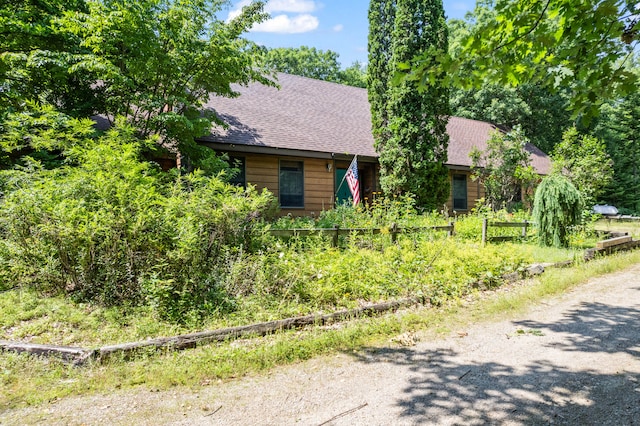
(368, 0), (450, 208)
(367, 0), (395, 169)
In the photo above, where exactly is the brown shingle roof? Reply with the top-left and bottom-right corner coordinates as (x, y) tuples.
(201, 73), (551, 174)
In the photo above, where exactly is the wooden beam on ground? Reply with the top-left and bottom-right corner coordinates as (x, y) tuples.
(585, 239), (640, 261)
(596, 235), (632, 250)
(96, 297), (425, 362)
(0, 340), (95, 365)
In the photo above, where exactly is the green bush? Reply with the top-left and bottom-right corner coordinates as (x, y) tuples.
(533, 174), (583, 247)
(0, 125), (276, 321)
(219, 237), (531, 312)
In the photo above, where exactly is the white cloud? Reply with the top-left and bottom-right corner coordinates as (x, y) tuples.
(252, 13), (319, 33)
(227, 1), (320, 34)
(226, 0), (252, 21)
(265, 0), (317, 13)
(332, 24), (344, 32)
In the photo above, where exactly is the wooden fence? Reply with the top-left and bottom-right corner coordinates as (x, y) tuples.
(270, 222), (455, 247)
(482, 218), (530, 245)
(270, 219), (534, 247)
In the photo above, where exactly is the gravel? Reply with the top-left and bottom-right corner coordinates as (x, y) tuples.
(3, 264), (640, 425)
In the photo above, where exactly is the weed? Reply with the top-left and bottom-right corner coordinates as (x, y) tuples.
(3, 251), (639, 410)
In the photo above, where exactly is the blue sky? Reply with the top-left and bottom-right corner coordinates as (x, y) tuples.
(225, 0), (475, 67)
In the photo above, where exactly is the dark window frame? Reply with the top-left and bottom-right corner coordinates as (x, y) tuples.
(279, 160), (304, 208)
(228, 156), (246, 187)
(452, 173), (468, 211)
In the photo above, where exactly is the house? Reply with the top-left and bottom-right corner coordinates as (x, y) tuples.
(198, 73), (551, 216)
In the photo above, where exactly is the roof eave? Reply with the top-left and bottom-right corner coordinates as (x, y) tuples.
(199, 140), (378, 163)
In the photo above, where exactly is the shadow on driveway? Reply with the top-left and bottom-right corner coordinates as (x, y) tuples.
(351, 298), (640, 425)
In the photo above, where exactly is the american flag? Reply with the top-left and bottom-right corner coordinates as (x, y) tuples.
(345, 156), (360, 206)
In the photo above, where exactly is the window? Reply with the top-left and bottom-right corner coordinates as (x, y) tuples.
(452, 174), (468, 210)
(279, 160), (304, 208)
(228, 156), (246, 187)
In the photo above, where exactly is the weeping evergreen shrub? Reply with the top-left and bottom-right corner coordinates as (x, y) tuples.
(533, 174), (583, 247)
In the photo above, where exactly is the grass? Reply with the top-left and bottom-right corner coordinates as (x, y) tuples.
(0, 238), (577, 348)
(510, 242), (586, 264)
(0, 291), (190, 347)
(593, 218), (640, 237)
(2, 249), (640, 411)
(476, 250), (640, 321)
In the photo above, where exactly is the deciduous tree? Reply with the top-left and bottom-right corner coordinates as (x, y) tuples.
(339, 61), (367, 88)
(552, 127), (613, 208)
(1, 0), (273, 171)
(0, 0), (92, 117)
(445, 7), (573, 154)
(470, 126), (536, 211)
(407, 0), (639, 119)
(262, 46), (341, 82)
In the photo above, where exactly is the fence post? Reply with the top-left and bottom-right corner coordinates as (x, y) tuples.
(391, 222), (398, 244)
(482, 218), (488, 245)
(522, 220), (528, 238)
(448, 221), (454, 237)
(333, 225), (339, 248)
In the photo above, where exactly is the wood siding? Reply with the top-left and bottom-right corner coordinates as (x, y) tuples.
(223, 151), (485, 217)
(243, 154), (334, 216)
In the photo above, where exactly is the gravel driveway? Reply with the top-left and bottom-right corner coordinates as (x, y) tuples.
(3, 263), (640, 425)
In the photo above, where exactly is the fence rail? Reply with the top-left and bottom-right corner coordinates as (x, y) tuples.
(270, 219), (533, 247)
(270, 223), (454, 247)
(482, 218), (530, 245)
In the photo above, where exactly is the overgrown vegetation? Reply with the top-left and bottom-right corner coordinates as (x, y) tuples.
(2, 0), (637, 413)
(0, 122), (276, 321)
(1, 165), (595, 335)
(2, 248), (638, 411)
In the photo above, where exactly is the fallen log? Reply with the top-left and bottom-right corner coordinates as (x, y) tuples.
(96, 297), (427, 362)
(0, 340), (95, 365)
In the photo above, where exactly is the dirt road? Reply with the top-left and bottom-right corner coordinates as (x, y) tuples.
(4, 264), (640, 425)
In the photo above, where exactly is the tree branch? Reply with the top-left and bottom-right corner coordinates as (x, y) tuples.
(490, 0), (552, 53)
